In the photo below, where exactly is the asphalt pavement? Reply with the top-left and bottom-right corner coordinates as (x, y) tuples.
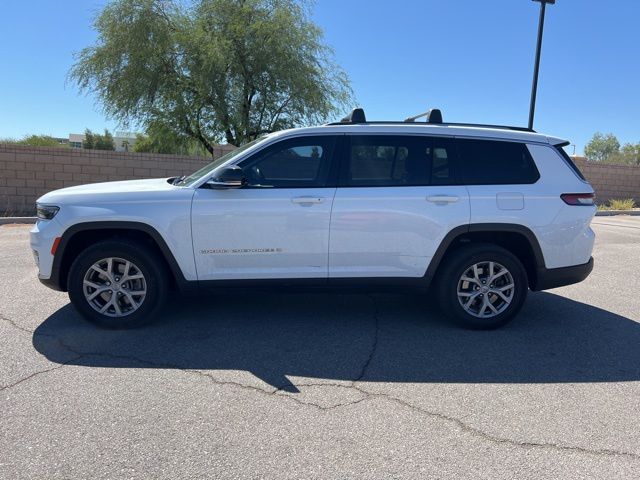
(2, 217), (640, 479)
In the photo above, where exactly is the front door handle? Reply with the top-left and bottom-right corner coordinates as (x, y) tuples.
(426, 195), (459, 204)
(291, 196), (325, 205)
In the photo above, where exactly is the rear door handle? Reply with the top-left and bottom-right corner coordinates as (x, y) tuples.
(291, 196), (325, 205)
(426, 195), (459, 204)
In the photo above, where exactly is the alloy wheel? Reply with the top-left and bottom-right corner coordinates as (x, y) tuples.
(456, 261), (515, 319)
(82, 257), (147, 317)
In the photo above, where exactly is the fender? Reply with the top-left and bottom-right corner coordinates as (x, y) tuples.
(423, 223), (546, 286)
(44, 221), (190, 292)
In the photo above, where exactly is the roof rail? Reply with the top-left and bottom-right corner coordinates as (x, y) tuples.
(441, 122), (535, 132)
(327, 107), (535, 132)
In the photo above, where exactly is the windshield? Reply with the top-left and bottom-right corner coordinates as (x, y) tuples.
(175, 135), (268, 186)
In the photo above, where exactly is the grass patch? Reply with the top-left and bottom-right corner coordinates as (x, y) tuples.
(609, 198), (636, 210)
(598, 198), (636, 211)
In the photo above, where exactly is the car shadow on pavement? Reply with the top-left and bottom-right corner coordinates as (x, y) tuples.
(33, 291), (640, 391)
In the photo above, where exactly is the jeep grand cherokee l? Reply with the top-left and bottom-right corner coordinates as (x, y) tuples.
(31, 108), (595, 329)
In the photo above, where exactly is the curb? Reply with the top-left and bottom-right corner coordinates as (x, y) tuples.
(595, 210), (640, 217)
(0, 217), (37, 225)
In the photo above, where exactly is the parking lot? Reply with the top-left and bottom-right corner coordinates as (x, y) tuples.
(1, 217), (640, 479)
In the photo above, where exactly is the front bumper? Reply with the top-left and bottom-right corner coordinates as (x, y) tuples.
(532, 257), (594, 291)
(30, 218), (64, 288)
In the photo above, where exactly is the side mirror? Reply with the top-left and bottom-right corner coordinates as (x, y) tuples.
(206, 165), (245, 189)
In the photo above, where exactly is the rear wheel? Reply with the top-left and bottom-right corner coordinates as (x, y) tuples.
(67, 240), (168, 329)
(436, 244), (528, 329)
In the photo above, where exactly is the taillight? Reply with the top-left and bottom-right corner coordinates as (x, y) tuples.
(561, 193), (595, 206)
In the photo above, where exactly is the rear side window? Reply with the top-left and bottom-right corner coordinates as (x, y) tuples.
(457, 139), (539, 185)
(341, 135), (456, 187)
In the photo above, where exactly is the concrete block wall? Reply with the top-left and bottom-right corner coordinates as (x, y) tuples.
(1, 145), (639, 216)
(0, 144), (234, 215)
(573, 157), (640, 204)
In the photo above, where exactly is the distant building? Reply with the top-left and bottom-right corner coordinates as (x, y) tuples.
(68, 132), (138, 152)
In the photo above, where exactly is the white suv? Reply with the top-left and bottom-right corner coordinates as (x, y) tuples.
(30, 108), (595, 329)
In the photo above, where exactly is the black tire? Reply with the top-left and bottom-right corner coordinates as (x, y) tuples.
(67, 240), (169, 329)
(436, 244), (528, 330)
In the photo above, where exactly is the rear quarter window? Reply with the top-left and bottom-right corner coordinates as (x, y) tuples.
(554, 145), (587, 181)
(457, 139), (540, 185)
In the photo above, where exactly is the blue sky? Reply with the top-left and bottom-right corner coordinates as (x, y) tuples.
(0, 0), (638, 154)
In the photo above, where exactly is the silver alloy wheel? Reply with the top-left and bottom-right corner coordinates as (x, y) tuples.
(82, 257), (147, 317)
(456, 261), (515, 319)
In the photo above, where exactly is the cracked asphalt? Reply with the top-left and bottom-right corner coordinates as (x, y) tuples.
(2, 217), (640, 479)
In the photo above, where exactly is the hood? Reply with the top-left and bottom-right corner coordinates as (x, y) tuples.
(37, 178), (179, 205)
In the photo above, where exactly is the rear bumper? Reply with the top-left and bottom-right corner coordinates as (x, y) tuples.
(533, 257), (594, 291)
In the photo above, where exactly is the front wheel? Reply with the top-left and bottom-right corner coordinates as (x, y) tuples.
(67, 240), (168, 329)
(436, 244), (528, 329)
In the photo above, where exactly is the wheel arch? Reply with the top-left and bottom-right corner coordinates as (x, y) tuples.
(425, 223), (546, 290)
(49, 221), (189, 292)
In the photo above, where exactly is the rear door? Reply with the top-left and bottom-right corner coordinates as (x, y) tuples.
(328, 134), (470, 278)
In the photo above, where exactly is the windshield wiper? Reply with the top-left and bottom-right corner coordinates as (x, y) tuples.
(172, 175), (186, 185)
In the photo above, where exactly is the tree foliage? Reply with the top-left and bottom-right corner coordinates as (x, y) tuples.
(584, 132), (620, 162)
(585, 132), (640, 165)
(1, 135), (68, 148)
(133, 121), (210, 155)
(83, 129), (116, 150)
(70, 0), (352, 152)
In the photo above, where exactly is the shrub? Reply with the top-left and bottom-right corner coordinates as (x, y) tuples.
(608, 198), (636, 210)
(0, 135), (68, 148)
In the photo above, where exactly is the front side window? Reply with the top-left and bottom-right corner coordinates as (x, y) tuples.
(239, 136), (337, 188)
(341, 135), (456, 187)
(178, 135), (267, 187)
(456, 139), (539, 185)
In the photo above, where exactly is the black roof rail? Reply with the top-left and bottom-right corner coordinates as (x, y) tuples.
(441, 122), (535, 132)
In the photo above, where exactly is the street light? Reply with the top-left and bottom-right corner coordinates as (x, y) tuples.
(528, 0), (555, 130)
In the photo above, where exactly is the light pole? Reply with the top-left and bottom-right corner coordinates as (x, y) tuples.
(528, 0), (555, 130)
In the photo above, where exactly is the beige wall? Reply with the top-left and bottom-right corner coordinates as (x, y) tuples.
(1, 145), (639, 216)
(0, 144), (234, 215)
(572, 157), (640, 204)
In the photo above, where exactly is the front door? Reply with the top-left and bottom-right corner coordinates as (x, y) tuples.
(191, 135), (339, 281)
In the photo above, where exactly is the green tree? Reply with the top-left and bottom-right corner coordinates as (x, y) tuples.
(619, 143), (640, 166)
(83, 128), (115, 150)
(83, 128), (95, 149)
(584, 132), (620, 162)
(133, 121), (209, 155)
(96, 129), (115, 150)
(70, 0), (352, 152)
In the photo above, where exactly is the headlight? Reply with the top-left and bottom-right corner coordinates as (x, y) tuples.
(36, 204), (60, 220)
